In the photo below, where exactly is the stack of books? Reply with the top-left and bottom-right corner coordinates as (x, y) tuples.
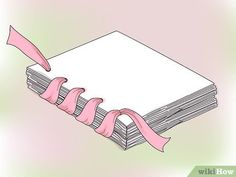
(26, 31), (217, 150)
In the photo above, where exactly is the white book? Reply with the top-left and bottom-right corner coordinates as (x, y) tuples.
(26, 31), (217, 149)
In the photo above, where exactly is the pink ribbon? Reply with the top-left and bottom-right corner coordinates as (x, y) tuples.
(40, 77), (67, 104)
(58, 88), (85, 114)
(95, 110), (121, 137)
(119, 109), (170, 151)
(7, 26), (51, 72)
(40, 77), (171, 151)
(75, 98), (104, 125)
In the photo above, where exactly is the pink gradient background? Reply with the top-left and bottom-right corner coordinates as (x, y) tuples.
(0, 1), (235, 177)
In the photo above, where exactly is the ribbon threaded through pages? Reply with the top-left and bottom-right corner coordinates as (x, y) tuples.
(40, 77), (171, 151)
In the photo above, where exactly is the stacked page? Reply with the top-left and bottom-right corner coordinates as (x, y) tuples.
(26, 31), (217, 150)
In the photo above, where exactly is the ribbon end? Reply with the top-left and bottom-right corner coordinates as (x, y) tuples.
(45, 65), (51, 72)
(6, 25), (52, 72)
(159, 137), (171, 152)
(6, 25), (16, 45)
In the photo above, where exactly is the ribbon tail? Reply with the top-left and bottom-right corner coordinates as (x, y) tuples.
(120, 108), (171, 152)
(7, 25), (51, 72)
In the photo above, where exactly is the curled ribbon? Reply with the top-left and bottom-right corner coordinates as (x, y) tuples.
(41, 77), (171, 152)
(57, 87), (85, 114)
